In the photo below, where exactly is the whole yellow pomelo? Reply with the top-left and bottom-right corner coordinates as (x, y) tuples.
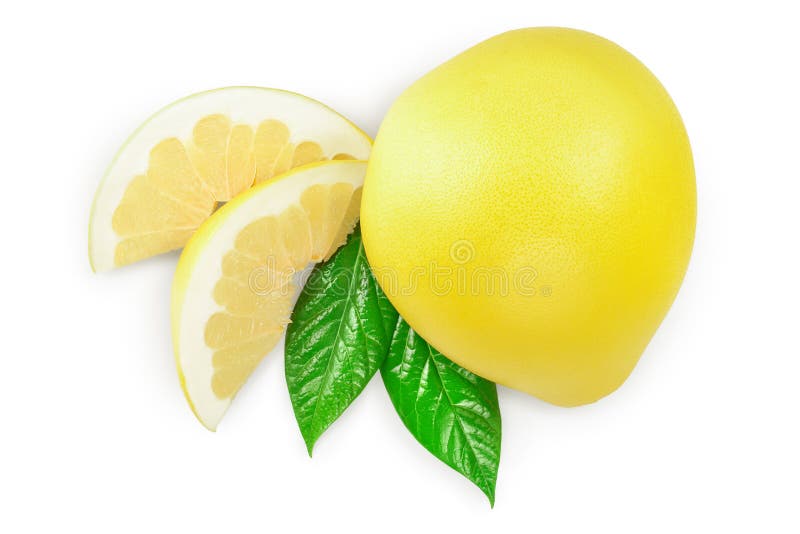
(361, 27), (695, 406)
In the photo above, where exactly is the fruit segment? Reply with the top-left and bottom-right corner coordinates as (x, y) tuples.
(90, 87), (371, 272)
(206, 183), (356, 400)
(172, 161), (367, 430)
(111, 139), (215, 266)
(112, 116), (351, 267)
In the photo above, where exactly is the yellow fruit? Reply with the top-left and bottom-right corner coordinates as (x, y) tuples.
(172, 160), (366, 430)
(89, 87), (370, 272)
(361, 28), (696, 406)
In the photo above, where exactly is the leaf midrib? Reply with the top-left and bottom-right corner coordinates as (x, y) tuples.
(305, 241), (367, 445)
(425, 343), (496, 503)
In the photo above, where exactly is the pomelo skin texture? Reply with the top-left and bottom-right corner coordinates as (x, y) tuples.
(361, 28), (696, 406)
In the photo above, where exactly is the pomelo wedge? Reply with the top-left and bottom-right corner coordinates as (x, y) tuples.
(172, 160), (366, 430)
(89, 87), (371, 272)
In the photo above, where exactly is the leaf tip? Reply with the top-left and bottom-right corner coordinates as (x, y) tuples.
(304, 436), (316, 458)
(479, 482), (496, 508)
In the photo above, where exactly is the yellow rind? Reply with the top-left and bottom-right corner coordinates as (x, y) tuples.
(362, 27), (695, 407)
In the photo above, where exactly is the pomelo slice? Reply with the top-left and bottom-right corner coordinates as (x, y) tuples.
(89, 87), (371, 272)
(172, 160), (366, 430)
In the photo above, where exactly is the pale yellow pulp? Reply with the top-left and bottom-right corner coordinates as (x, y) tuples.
(203, 183), (361, 399)
(111, 115), (353, 267)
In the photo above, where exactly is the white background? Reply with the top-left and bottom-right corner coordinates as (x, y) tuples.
(2, 1), (798, 532)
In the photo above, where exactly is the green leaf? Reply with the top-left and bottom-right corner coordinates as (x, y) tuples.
(285, 226), (398, 455)
(381, 319), (501, 506)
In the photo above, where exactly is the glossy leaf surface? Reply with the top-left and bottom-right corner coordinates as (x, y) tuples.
(286, 227), (397, 454)
(381, 318), (501, 505)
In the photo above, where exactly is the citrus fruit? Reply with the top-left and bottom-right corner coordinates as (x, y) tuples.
(89, 87), (371, 272)
(361, 28), (696, 406)
(172, 160), (366, 430)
